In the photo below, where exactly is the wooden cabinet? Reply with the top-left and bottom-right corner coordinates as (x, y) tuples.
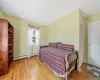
(0, 19), (14, 75)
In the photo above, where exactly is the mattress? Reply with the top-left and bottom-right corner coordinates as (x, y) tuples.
(40, 47), (77, 76)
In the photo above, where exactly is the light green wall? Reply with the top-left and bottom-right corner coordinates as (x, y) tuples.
(84, 13), (100, 62)
(0, 10), (5, 18)
(44, 9), (85, 69)
(0, 10), (45, 57)
(79, 10), (85, 66)
(1, 8), (100, 62)
(45, 9), (80, 50)
(17, 19), (45, 57)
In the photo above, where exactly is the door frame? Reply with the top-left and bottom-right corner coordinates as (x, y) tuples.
(78, 21), (84, 70)
(28, 25), (33, 58)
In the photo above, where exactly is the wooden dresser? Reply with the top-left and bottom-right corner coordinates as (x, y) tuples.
(0, 18), (14, 75)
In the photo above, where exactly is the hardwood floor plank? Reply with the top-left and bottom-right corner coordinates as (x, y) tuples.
(0, 56), (99, 80)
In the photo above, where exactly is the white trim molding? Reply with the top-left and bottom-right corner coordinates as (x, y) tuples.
(13, 55), (28, 60)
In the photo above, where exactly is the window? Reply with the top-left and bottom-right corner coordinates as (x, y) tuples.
(32, 29), (36, 45)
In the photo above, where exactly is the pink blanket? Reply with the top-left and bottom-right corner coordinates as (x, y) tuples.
(40, 47), (76, 75)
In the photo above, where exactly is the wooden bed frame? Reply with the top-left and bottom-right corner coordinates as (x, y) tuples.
(68, 51), (78, 72)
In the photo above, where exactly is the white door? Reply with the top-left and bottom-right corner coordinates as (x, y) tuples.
(28, 26), (33, 58)
(88, 21), (100, 68)
(32, 29), (40, 56)
(36, 29), (40, 54)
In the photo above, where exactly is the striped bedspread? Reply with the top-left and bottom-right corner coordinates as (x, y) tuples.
(39, 47), (77, 76)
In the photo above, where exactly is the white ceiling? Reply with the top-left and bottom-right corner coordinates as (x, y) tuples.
(0, 0), (100, 25)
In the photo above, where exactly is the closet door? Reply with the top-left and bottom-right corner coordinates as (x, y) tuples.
(0, 19), (8, 75)
(88, 21), (100, 68)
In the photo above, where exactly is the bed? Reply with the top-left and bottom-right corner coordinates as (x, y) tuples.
(39, 42), (78, 79)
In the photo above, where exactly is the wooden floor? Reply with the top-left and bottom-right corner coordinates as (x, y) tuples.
(68, 63), (100, 80)
(0, 56), (99, 80)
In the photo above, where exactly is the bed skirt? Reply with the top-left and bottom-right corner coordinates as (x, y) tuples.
(43, 60), (75, 78)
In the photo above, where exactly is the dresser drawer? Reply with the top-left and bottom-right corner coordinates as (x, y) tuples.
(0, 69), (4, 76)
(0, 55), (2, 63)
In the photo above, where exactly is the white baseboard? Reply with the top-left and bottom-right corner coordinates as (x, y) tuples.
(32, 53), (38, 56)
(78, 62), (83, 71)
(13, 55), (28, 60)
